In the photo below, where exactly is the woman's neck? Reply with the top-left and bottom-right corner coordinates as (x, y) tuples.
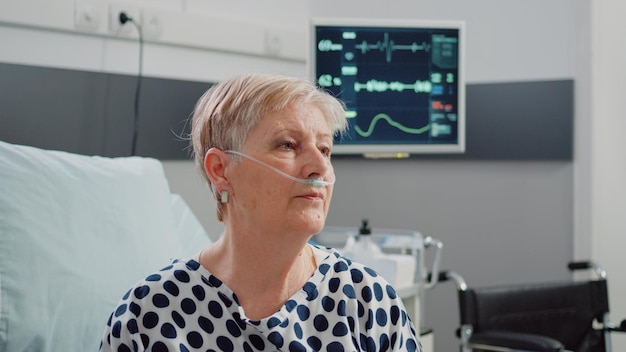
(199, 232), (317, 320)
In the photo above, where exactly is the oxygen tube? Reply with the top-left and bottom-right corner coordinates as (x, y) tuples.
(224, 150), (335, 188)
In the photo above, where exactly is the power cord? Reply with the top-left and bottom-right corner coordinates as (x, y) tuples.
(119, 12), (144, 156)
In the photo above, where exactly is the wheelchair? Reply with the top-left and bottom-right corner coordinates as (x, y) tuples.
(437, 261), (626, 352)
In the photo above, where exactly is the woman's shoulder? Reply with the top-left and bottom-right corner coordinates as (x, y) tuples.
(312, 245), (396, 287)
(118, 257), (225, 302)
(307, 245), (403, 311)
(138, 258), (203, 283)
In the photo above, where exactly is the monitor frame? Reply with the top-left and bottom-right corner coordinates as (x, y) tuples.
(308, 17), (466, 156)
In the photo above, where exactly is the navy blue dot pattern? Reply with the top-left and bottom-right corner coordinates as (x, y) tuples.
(100, 245), (421, 351)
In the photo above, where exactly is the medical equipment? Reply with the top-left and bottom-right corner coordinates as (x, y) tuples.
(311, 222), (444, 341)
(224, 150), (334, 187)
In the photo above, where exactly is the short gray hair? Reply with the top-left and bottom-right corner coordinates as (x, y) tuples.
(190, 73), (348, 220)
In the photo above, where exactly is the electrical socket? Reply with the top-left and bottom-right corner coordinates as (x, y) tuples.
(109, 2), (140, 35)
(141, 8), (163, 40)
(74, 1), (102, 31)
(264, 29), (283, 57)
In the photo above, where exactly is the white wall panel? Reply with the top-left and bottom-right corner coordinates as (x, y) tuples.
(311, 0), (575, 83)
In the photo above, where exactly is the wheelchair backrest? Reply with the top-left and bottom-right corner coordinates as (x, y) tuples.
(459, 279), (609, 350)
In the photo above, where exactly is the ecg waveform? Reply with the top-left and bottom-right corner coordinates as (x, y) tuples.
(354, 113), (431, 138)
(355, 32), (430, 63)
(354, 79), (432, 94)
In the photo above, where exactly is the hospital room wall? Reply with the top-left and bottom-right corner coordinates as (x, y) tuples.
(588, 0), (626, 349)
(1, 0), (625, 350)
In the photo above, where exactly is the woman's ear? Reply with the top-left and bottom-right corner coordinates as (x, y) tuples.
(204, 148), (229, 189)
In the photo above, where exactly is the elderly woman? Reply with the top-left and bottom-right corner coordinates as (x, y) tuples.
(100, 73), (421, 352)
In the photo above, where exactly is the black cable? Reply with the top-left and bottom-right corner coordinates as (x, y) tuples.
(120, 12), (144, 156)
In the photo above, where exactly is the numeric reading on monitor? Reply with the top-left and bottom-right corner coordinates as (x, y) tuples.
(311, 19), (465, 155)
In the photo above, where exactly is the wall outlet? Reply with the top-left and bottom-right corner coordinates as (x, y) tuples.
(264, 29), (283, 57)
(141, 8), (163, 40)
(109, 2), (140, 35)
(74, 1), (102, 31)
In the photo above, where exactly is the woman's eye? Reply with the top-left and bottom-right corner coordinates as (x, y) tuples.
(319, 146), (331, 157)
(279, 141), (296, 150)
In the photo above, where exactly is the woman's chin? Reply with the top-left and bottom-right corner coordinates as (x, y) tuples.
(289, 211), (327, 236)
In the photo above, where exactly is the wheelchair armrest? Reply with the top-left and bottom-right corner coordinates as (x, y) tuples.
(568, 260), (606, 279)
(470, 331), (565, 352)
(429, 270), (467, 291)
(608, 319), (626, 332)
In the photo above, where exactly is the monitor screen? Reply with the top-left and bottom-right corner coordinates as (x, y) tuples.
(308, 18), (465, 156)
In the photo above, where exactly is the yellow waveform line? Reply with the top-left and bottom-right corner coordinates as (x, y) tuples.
(354, 113), (431, 137)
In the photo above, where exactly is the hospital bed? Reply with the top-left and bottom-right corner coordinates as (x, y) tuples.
(0, 140), (212, 352)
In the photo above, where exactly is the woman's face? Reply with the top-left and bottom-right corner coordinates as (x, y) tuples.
(228, 102), (335, 238)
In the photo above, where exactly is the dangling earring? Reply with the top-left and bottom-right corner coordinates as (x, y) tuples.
(220, 189), (229, 204)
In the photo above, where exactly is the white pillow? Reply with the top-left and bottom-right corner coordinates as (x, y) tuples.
(170, 193), (212, 257)
(0, 141), (186, 352)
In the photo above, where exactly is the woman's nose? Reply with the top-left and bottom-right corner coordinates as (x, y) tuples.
(301, 146), (333, 180)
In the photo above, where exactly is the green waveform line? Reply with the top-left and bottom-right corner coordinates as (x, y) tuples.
(354, 113), (431, 137)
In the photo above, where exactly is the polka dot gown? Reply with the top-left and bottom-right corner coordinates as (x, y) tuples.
(99, 245), (422, 352)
